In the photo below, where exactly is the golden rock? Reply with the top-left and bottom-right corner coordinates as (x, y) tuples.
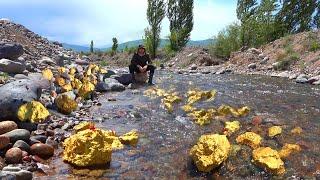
(61, 83), (73, 92)
(42, 69), (53, 80)
(57, 67), (66, 74)
(55, 94), (78, 114)
(181, 104), (196, 112)
(73, 122), (94, 133)
(291, 127), (303, 135)
(278, 143), (301, 159)
(17, 101), (50, 123)
(188, 109), (214, 126)
(119, 130), (139, 146)
(268, 126), (282, 137)
(236, 132), (262, 149)
(187, 90), (217, 104)
(218, 105), (250, 117)
(189, 134), (230, 172)
(55, 77), (66, 87)
(71, 78), (83, 90)
(63, 129), (112, 167)
(252, 147), (285, 175)
(69, 67), (76, 75)
(78, 82), (95, 98)
(224, 121), (240, 135)
(99, 68), (108, 74)
(103, 130), (124, 150)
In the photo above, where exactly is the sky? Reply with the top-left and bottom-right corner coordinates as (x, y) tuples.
(0, 0), (237, 47)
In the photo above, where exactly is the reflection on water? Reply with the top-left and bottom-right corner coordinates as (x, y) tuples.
(35, 71), (320, 179)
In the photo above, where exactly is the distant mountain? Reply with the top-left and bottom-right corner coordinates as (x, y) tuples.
(63, 39), (214, 52)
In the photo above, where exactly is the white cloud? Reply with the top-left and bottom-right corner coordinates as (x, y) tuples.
(0, 0), (237, 46)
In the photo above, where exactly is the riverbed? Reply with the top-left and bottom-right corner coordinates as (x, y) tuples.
(35, 71), (320, 179)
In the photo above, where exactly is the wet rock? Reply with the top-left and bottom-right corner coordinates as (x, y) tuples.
(0, 121), (18, 135)
(0, 135), (10, 149)
(17, 101), (50, 123)
(96, 78), (125, 92)
(5, 147), (22, 164)
(248, 63), (257, 69)
(236, 132), (262, 149)
(0, 58), (26, 74)
(30, 135), (47, 143)
(0, 42), (24, 60)
(0, 78), (49, 120)
(252, 147), (285, 175)
(0, 157), (5, 170)
(103, 70), (116, 79)
(4, 129), (30, 143)
(113, 73), (132, 85)
(1, 166), (33, 180)
(295, 74), (309, 84)
(13, 140), (30, 152)
(30, 143), (54, 159)
(189, 134), (230, 172)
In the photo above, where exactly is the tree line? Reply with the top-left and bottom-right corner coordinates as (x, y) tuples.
(213, 0), (320, 59)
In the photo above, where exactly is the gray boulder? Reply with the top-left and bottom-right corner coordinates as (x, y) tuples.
(248, 63), (257, 69)
(0, 42), (24, 60)
(96, 78), (125, 92)
(13, 140), (30, 152)
(0, 77), (49, 120)
(103, 70), (116, 79)
(0, 59), (26, 73)
(112, 73), (132, 85)
(1, 166), (33, 180)
(295, 74), (309, 84)
(4, 129), (30, 143)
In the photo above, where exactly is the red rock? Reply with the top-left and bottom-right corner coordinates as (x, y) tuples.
(252, 116), (262, 126)
(5, 147), (22, 164)
(21, 150), (29, 157)
(32, 155), (45, 163)
(0, 135), (10, 149)
(0, 121), (17, 135)
(30, 143), (54, 159)
(22, 155), (31, 162)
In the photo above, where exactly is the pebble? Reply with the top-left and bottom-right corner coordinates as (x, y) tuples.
(0, 121), (17, 135)
(30, 143), (54, 159)
(0, 135), (10, 150)
(1, 166), (33, 180)
(30, 135), (47, 143)
(13, 140), (30, 152)
(4, 129), (30, 143)
(5, 147), (22, 164)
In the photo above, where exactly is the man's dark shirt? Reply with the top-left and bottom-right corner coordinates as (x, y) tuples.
(131, 53), (151, 67)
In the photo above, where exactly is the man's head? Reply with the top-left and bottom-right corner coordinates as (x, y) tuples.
(137, 45), (146, 55)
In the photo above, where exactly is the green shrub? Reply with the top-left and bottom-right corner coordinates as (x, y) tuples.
(310, 40), (320, 52)
(100, 60), (108, 66)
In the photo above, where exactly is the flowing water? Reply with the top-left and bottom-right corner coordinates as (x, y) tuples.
(35, 71), (320, 179)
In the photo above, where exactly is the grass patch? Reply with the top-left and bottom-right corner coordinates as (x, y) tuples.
(275, 45), (300, 70)
(100, 60), (108, 67)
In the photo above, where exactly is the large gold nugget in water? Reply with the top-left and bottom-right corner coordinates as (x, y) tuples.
(189, 134), (230, 172)
(55, 94), (78, 114)
(63, 129), (112, 167)
(252, 147), (285, 175)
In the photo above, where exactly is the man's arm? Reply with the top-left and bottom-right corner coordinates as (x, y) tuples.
(146, 54), (152, 65)
(131, 54), (138, 66)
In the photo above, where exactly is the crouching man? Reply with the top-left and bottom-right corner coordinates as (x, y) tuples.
(129, 45), (156, 85)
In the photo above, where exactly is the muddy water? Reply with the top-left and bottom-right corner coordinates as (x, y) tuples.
(35, 71), (320, 179)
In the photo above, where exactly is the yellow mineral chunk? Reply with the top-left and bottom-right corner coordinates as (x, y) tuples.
(55, 94), (78, 114)
(61, 83), (73, 92)
(252, 147), (285, 175)
(236, 132), (262, 149)
(144, 88), (166, 97)
(42, 69), (53, 80)
(71, 78), (83, 90)
(268, 126), (282, 137)
(119, 130), (139, 146)
(17, 101), (50, 123)
(63, 129), (112, 167)
(188, 109), (214, 126)
(69, 67), (76, 75)
(99, 68), (108, 74)
(78, 81), (95, 98)
(224, 121), (240, 135)
(237, 106), (250, 116)
(57, 67), (66, 74)
(278, 143), (301, 159)
(55, 77), (66, 87)
(291, 127), (303, 135)
(163, 102), (173, 113)
(103, 131), (124, 150)
(181, 104), (196, 112)
(73, 122), (94, 133)
(187, 89), (217, 104)
(189, 134), (230, 172)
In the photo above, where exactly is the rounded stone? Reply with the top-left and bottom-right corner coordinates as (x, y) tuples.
(5, 147), (22, 164)
(4, 129), (30, 143)
(13, 140), (30, 152)
(0, 135), (10, 150)
(0, 121), (18, 135)
(30, 143), (54, 159)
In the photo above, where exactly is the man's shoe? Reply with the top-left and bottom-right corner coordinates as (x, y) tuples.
(148, 81), (155, 86)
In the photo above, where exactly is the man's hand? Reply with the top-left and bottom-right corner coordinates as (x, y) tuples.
(138, 65), (144, 72)
(142, 65), (148, 72)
